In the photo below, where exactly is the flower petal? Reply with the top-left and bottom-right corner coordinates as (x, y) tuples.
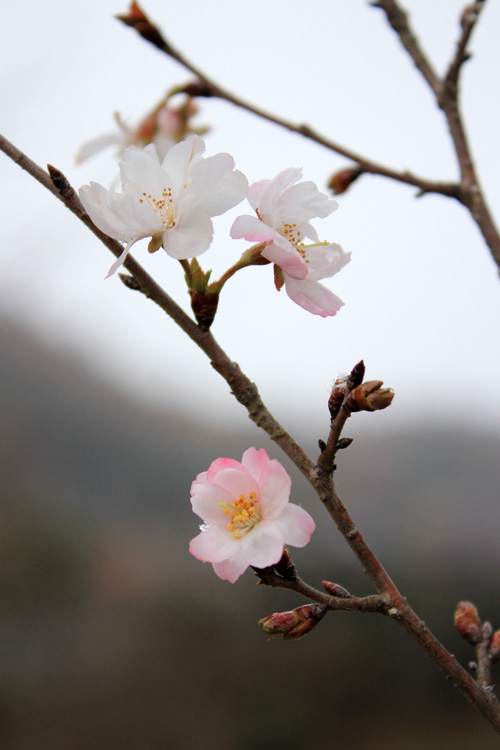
(261, 237), (308, 279)
(212, 553), (249, 583)
(274, 503), (315, 547)
(162, 209), (213, 259)
(189, 525), (239, 563)
(284, 275), (345, 317)
(241, 522), (284, 568)
(230, 215), (277, 243)
(190, 481), (235, 525)
(188, 153), (248, 216)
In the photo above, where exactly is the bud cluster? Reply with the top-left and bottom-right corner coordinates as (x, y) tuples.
(259, 603), (327, 641)
(454, 601), (500, 665)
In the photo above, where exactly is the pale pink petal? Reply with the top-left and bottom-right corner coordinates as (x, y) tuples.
(241, 523), (284, 568)
(209, 468), (259, 501)
(212, 554), (249, 583)
(305, 244), (351, 281)
(255, 168), (303, 218)
(230, 215), (277, 242)
(247, 178), (272, 211)
(274, 504), (316, 547)
(259, 462), (292, 519)
(240, 448), (271, 484)
(189, 526), (238, 563)
(278, 181), (337, 222)
(261, 238), (308, 279)
(284, 276), (344, 317)
(206, 457), (243, 482)
(190, 482), (235, 525)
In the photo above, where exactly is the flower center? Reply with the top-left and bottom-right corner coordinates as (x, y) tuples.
(220, 492), (261, 539)
(139, 187), (177, 228)
(278, 221), (311, 263)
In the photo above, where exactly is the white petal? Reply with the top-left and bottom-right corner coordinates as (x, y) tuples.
(189, 153), (248, 216)
(162, 209), (213, 259)
(241, 522), (284, 568)
(306, 245), (351, 281)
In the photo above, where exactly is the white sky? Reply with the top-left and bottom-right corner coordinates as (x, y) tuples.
(1, 0), (500, 438)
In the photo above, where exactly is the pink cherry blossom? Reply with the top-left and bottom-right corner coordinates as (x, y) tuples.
(189, 447), (315, 583)
(79, 135), (248, 277)
(230, 167), (350, 317)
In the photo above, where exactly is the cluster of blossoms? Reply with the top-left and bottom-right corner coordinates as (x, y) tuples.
(79, 135), (350, 316)
(189, 448), (315, 583)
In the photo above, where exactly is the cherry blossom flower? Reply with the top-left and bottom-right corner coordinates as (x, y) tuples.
(230, 167), (351, 317)
(75, 97), (206, 164)
(79, 135), (248, 277)
(189, 447), (315, 583)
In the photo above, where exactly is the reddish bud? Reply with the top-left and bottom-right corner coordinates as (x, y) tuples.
(189, 290), (219, 331)
(490, 630), (500, 663)
(328, 166), (363, 195)
(259, 603), (327, 641)
(347, 380), (394, 412)
(348, 360), (365, 389)
(272, 546), (297, 580)
(454, 601), (482, 645)
(322, 580), (351, 598)
(328, 373), (348, 419)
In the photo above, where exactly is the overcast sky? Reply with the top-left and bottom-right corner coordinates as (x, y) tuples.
(1, 0), (499, 440)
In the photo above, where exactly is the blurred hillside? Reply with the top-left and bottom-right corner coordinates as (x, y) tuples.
(0, 317), (499, 749)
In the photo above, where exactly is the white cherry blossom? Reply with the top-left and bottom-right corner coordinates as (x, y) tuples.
(79, 136), (248, 277)
(231, 168), (350, 316)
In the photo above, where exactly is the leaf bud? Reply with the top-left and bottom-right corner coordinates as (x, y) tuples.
(454, 601), (482, 645)
(189, 290), (219, 331)
(322, 580), (351, 598)
(328, 373), (348, 419)
(272, 546), (298, 581)
(259, 603), (327, 641)
(328, 166), (363, 195)
(489, 630), (500, 663)
(346, 380), (394, 412)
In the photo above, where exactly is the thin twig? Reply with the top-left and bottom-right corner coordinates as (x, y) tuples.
(371, 0), (500, 270)
(115, 5), (460, 201)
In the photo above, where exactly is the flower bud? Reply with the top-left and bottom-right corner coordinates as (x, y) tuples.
(189, 290), (219, 331)
(322, 580), (351, 598)
(272, 546), (297, 580)
(259, 603), (327, 641)
(454, 601), (482, 645)
(346, 381), (394, 412)
(328, 166), (363, 195)
(328, 374), (348, 420)
(490, 630), (500, 663)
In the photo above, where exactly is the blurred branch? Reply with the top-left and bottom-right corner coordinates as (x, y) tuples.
(115, 3), (460, 201)
(2, 132), (500, 733)
(117, 1), (500, 272)
(371, 0), (500, 269)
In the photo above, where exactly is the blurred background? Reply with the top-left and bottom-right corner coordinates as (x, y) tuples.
(1, 0), (500, 747)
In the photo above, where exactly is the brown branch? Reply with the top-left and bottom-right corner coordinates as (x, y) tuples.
(3, 133), (500, 733)
(115, 4), (459, 201)
(371, 0), (500, 271)
(446, 2), (486, 87)
(118, 2), (500, 270)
